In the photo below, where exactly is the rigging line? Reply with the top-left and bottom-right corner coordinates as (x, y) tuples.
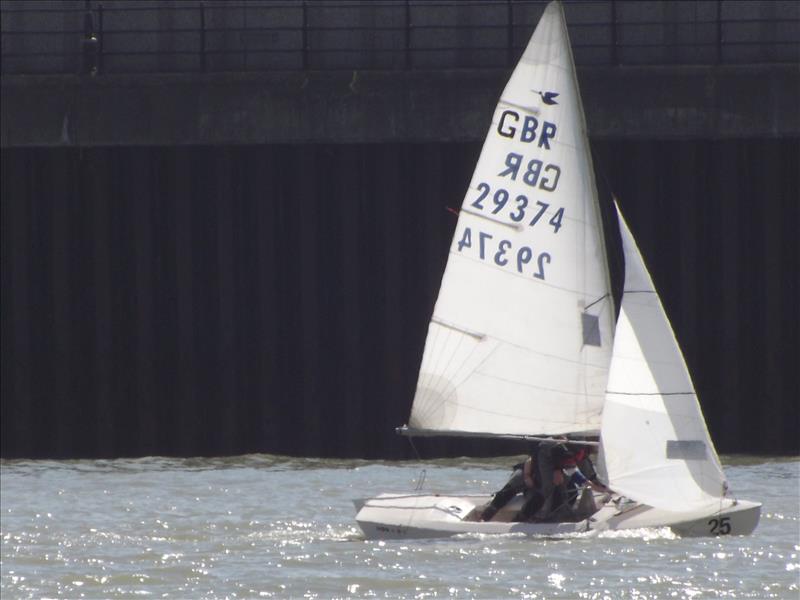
(584, 293), (609, 312)
(421, 315), (454, 419)
(607, 351), (692, 369)
(426, 322), (458, 416)
(423, 328), (492, 420)
(407, 435), (422, 461)
(429, 322), (471, 406)
(446, 335), (496, 391)
(419, 324), (463, 426)
(440, 341), (503, 409)
(414, 469), (427, 492)
(406, 442), (427, 499)
(419, 325), (456, 419)
(417, 318), (442, 414)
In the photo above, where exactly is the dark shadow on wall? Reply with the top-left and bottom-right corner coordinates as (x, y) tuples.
(1, 140), (798, 459)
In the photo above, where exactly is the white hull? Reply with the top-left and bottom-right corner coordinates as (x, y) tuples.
(354, 492), (761, 540)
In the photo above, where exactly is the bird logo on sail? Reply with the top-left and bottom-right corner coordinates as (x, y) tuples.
(532, 90), (559, 105)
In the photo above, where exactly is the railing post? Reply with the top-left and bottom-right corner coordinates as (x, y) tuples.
(301, 0), (308, 69)
(716, 0), (723, 64)
(81, 7), (98, 75)
(610, 0), (618, 66)
(97, 3), (104, 74)
(405, 0), (411, 70)
(200, 1), (206, 72)
(507, 0), (514, 67)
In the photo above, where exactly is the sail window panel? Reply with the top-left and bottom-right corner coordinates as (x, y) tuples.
(666, 440), (708, 461)
(582, 312), (601, 346)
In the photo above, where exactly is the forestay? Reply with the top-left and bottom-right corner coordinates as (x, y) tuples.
(601, 206), (728, 511)
(407, 2), (615, 438)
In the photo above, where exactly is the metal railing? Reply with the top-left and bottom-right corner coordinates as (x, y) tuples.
(1, 0), (798, 75)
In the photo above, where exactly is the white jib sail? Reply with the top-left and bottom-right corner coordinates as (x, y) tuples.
(601, 204), (728, 511)
(408, 1), (615, 437)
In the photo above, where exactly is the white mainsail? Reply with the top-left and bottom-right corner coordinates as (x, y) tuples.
(601, 205), (729, 511)
(407, 2), (614, 437)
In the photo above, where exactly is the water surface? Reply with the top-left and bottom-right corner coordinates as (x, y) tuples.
(2, 455), (798, 598)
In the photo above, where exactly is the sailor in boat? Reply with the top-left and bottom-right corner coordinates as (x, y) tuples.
(479, 443), (545, 522)
(480, 442), (610, 523)
(537, 442), (610, 521)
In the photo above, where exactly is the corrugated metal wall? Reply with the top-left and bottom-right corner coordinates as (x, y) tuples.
(1, 140), (798, 458)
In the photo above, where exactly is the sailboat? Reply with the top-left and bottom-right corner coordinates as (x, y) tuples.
(354, 1), (760, 539)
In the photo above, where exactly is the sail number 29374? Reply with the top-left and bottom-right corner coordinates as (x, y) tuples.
(456, 227), (551, 280)
(471, 182), (565, 233)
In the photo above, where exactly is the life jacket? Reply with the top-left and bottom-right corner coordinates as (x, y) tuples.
(555, 445), (587, 468)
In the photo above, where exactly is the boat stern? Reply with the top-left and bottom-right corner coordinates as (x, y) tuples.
(669, 499), (762, 537)
(592, 496), (762, 537)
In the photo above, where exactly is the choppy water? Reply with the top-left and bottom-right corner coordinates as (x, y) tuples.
(1, 455), (798, 599)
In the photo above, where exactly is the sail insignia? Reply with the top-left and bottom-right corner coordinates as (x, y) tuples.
(532, 89), (560, 105)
